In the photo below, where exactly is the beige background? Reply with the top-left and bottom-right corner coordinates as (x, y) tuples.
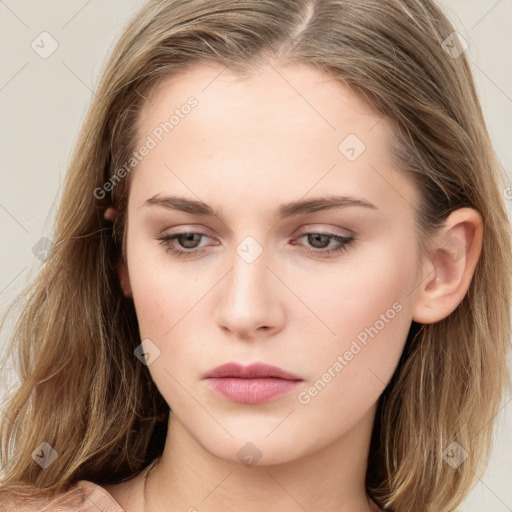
(0, 1), (511, 509)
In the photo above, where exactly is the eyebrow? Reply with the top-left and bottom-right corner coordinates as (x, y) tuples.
(143, 194), (378, 219)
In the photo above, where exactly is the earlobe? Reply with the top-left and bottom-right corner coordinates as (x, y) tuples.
(104, 206), (118, 223)
(412, 208), (483, 324)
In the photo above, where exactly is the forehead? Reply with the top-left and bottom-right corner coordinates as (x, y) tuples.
(137, 61), (381, 143)
(130, 61), (418, 218)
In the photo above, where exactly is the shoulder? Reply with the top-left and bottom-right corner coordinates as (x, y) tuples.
(0, 480), (125, 512)
(72, 480), (127, 512)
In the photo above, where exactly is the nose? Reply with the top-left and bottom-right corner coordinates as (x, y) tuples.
(214, 241), (285, 340)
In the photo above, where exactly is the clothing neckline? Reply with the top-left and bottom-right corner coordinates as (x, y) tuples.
(76, 479), (127, 511)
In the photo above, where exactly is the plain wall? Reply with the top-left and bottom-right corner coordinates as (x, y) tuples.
(0, 1), (511, 509)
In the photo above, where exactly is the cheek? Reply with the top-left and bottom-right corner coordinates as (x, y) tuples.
(125, 224), (200, 335)
(291, 241), (417, 404)
(128, 261), (203, 343)
(126, 251), (211, 405)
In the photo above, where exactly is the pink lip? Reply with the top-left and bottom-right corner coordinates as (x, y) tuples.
(203, 362), (302, 380)
(203, 362), (303, 404)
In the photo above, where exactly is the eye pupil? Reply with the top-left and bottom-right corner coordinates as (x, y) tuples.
(179, 233), (201, 249)
(308, 233), (330, 249)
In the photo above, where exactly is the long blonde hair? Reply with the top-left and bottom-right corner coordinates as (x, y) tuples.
(1, 1), (511, 510)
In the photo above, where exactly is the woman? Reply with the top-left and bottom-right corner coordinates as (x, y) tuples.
(1, 0), (510, 511)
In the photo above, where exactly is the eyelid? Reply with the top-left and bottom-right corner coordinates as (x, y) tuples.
(159, 225), (217, 238)
(158, 224), (354, 241)
(294, 224), (354, 238)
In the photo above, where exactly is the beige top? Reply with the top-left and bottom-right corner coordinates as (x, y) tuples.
(0, 477), (384, 511)
(0, 480), (125, 512)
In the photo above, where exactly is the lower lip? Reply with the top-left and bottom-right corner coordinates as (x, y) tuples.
(206, 377), (302, 404)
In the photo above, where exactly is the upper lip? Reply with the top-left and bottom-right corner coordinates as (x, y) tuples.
(203, 362), (303, 380)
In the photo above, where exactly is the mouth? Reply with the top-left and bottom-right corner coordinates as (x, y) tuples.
(203, 362), (304, 404)
(203, 361), (303, 380)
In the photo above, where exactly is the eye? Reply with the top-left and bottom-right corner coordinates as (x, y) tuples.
(156, 230), (355, 259)
(157, 231), (214, 258)
(292, 231), (355, 256)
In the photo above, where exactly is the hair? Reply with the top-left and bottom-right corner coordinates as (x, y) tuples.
(1, 0), (510, 510)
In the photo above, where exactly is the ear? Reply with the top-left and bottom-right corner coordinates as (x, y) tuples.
(412, 207), (483, 324)
(103, 206), (118, 223)
(117, 259), (133, 298)
(104, 206), (133, 298)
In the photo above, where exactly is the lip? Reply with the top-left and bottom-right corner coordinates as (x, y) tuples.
(203, 362), (303, 380)
(203, 362), (303, 404)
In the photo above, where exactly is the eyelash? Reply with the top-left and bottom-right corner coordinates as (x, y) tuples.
(156, 230), (355, 259)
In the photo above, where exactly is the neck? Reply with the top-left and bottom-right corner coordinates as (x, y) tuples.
(144, 403), (380, 512)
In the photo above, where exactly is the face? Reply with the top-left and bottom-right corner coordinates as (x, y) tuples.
(122, 61), (424, 464)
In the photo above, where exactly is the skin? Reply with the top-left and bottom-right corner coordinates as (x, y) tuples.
(102, 61), (483, 512)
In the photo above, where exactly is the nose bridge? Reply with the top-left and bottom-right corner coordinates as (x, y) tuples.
(215, 234), (283, 336)
(229, 234), (272, 311)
